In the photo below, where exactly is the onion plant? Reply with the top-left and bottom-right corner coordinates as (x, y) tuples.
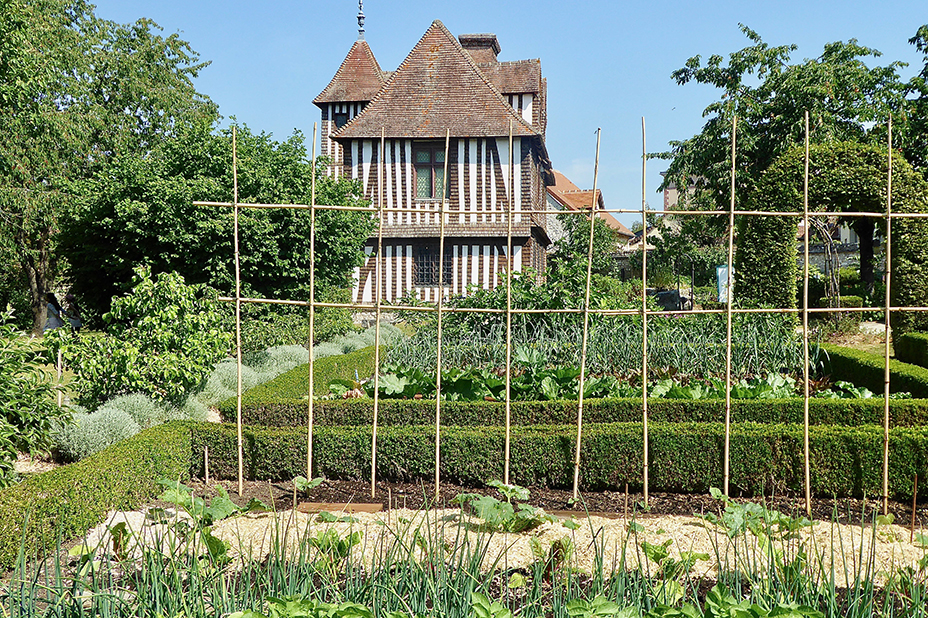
(3, 489), (927, 618)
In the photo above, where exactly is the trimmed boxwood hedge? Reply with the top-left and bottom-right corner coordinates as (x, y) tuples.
(821, 343), (928, 398)
(219, 396), (928, 429)
(896, 332), (928, 369)
(0, 422), (191, 571)
(190, 422), (928, 501)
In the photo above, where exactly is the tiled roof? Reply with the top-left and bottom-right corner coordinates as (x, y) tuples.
(547, 170), (633, 238)
(478, 60), (541, 94)
(314, 39), (385, 104)
(334, 20), (538, 140)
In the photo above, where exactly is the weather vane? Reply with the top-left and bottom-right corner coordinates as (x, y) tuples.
(357, 0), (365, 40)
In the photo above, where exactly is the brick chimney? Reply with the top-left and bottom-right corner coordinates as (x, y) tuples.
(458, 33), (500, 64)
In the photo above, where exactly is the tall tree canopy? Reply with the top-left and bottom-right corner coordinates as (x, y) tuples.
(658, 24), (911, 213)
(58, 123), (375, 320)
(0, 0), (215, 332)
(903, 25), (928, 175)
(658, 24), (928, 298)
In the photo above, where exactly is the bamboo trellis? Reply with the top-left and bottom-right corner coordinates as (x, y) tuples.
(200, 114), (917, 515)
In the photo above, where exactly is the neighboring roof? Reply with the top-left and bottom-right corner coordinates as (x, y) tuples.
(478, 60), (541, 94)
(314, 39), (386, 105)
(547, 170), (633, 238)
(333, 20), (538, 140)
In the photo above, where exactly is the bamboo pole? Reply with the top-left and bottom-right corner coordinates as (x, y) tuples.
(883, 118), (893, 516)
(213, 295), (926, 316)
(723, 115), (737, 498)
(434, 129), (451, 501)
(641, 117), (649, 508)
(307, 123), (317, 481)
(572, 128), (601, 502)
(56, 350), (63, 408)
(196, 199), (928, 221)
(232, 126), (244, 497)
(504, 120), (514, 485)
(911, 474), (918, 543)
(371, 129), (385, 498)
(802, 111), (812, 516)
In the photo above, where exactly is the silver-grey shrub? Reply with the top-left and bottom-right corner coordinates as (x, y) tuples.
(54, 407), (140, 462)
(103, 393), (171, 430)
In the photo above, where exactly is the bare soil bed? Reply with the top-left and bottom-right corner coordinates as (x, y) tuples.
(69, 477), (928, 591)
(180, 477), (928, 527)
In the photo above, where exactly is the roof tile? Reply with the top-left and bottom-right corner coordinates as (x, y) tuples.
(334, 20), (538, 140)
(314, 39), (385, 104)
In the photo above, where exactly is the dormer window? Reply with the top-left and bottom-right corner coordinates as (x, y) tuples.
(414, 143), (447, 199)
(334, 112), (349, 128)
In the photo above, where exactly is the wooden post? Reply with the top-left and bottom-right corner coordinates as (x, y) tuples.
(723, 114), (737, 498)
(307, 123), (318, 481)
(640, 117), (650, 508)
(56, 350), (63, 408)
(572, 128), (601, 502)
(233, 126), (244, 497)
(883, 118), (893, 516)
(372, 128), (385, 498)
(911, 473), (918, 543)
(504, 120), (514, 485)
(802, 111), (812, 516)
(434, 129), (450, 501)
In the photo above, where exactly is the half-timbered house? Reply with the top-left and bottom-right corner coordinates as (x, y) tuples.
(314, 19), (555, 303)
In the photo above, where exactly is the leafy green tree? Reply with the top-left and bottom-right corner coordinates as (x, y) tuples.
(58, 123), (375, 322)
(0, 308), (70, 485)
(659, 25), (916, 295)
(735, 142), (928, 342)
(903, 25), (928, 176)
(550, 213), (621, 276)
(630, 218), (727, 289)
(660, 26), (908, 209)
(46, 266), (231, 407)
(0, 0), (214, 333)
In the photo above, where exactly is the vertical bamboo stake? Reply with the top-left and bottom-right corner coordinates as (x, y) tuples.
(204, 446), (209, 484)
(307, 123), (318, 481)
(233, 126), (244, 497)
(372, 128), (385, 499)
(504, 120), (514, 485)
(883, 117), (893, 516)
(56, 350), (63, 408)
(802, 111), (812, 516)
(723, 115), (737, 499)
(641, 117), (650, 508)
(572, 128), (601, 502)
(434, 129), (450, 501)
(911, 474), (918, 543)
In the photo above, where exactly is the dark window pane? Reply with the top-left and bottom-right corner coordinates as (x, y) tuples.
(416, 167), (432, 199)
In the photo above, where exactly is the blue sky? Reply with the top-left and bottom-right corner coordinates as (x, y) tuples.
(90, 0), (926, 225)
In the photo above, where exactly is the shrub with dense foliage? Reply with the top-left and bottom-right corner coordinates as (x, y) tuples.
(0, 422), (191, 570)
(191, 421), (928, 499)
(896, 331), (928, 368)
(736, 144), (928, 336)
(221, 393), (928, 429)
(821, 343), (928, 398)
(47, 266), (231, 407)
(0, 309), (70, 486)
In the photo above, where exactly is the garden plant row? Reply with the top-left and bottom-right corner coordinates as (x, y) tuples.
(4, 418), (928, 572)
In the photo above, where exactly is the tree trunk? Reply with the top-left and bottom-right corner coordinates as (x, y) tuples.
(21, 228), (53, 336)
(855, 218), (875, 296)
